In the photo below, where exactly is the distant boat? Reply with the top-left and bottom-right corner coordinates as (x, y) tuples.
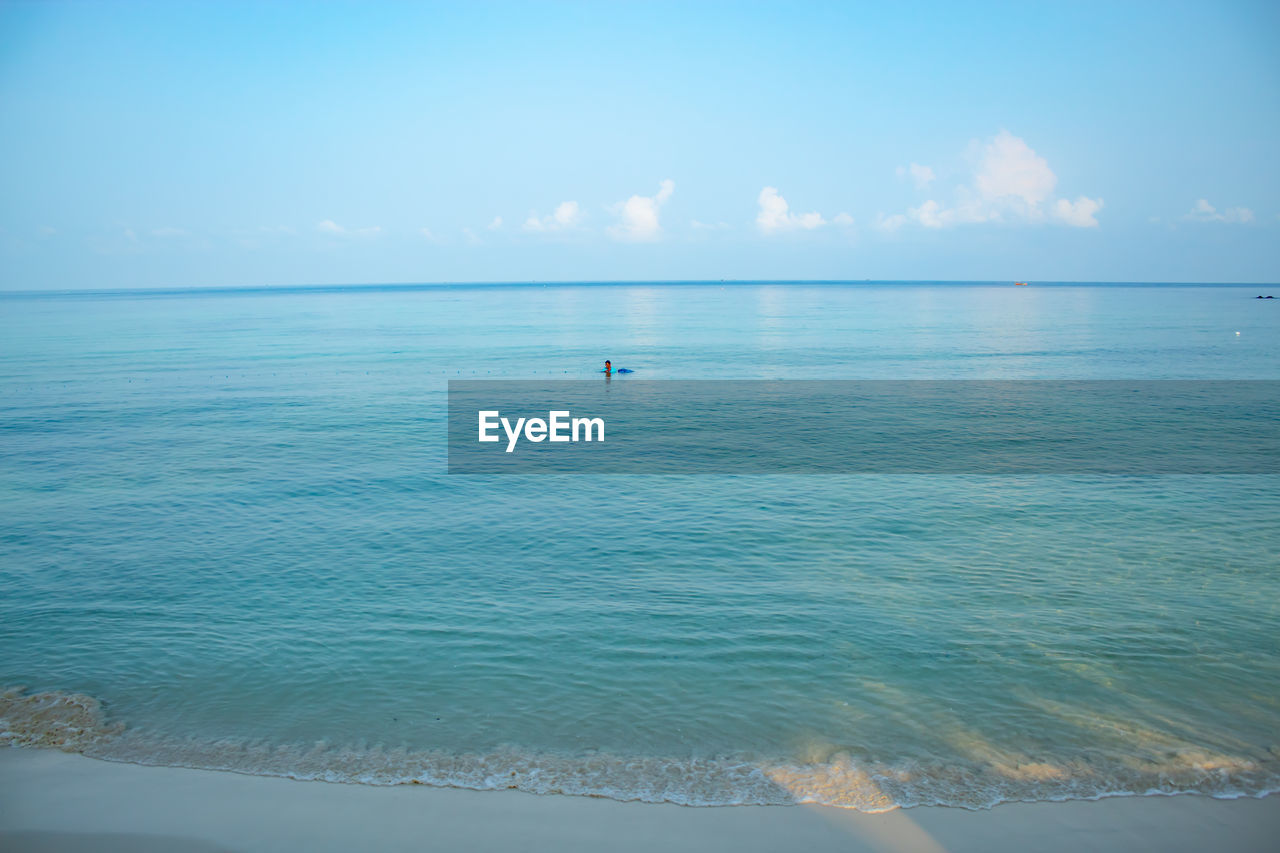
(1014, 281), (1029, 286)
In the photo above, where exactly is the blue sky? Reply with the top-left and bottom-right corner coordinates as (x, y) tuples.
(1, 0), (1277, 288)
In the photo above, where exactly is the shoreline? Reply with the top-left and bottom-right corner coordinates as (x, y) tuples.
(6, 686), (1275, 811)
(3, 748), (1277, 853)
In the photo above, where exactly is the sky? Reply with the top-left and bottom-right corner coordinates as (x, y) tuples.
(1, 0), (1277, 289)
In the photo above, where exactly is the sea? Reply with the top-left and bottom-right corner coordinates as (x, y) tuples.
(1, 281), (1278, 810)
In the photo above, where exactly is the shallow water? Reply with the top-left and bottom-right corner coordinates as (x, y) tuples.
(2, 282), (1278, 808)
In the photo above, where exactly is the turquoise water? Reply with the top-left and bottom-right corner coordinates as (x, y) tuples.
(2, 282), (1279, 809)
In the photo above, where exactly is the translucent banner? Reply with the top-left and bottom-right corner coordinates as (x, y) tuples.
(447, 380), (1279, 474)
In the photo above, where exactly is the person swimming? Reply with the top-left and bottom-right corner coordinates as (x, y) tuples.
(604, 359), (612, 375)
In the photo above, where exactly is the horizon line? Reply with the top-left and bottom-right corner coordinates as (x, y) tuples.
(2, 278), (1277, 298)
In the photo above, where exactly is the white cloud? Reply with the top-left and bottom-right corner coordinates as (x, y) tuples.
(878, 131), (1102, 230)
(691, 220), (731, 230)
(874, 212), (908, 232)
(974, 130), (1056, 212)
(523, 201), (582, 232)
(462, 227), (481, 245)
(150, 226), (188, 238)
(1052, 196), (1104, 228)
(317, 220), (381, 237)
(756, 187), (827, 233)
(608, 179), (675, 242)
(910, 199), (947, 228)
(884, 198), (984, 229)
(1184, 199), (1254, 224)
(487, 216), (503, 230)
(419, 227), (442, 243)
(832, 212), (854, 226)
(897, 163), (936, 189)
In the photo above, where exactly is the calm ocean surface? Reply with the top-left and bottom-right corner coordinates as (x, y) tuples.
(2, 282), (1278, 809)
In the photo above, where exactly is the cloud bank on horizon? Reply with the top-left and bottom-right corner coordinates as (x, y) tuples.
(876, 131), (1105, 231)
(0, 0), (1275, 286)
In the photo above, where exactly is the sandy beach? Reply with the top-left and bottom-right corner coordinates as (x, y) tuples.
(0, 747), (1276, 853)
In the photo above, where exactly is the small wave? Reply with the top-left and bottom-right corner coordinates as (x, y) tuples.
(3, 687), (1277, 810)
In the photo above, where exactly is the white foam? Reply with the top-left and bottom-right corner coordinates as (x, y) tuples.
(5, 686), (1278, 811)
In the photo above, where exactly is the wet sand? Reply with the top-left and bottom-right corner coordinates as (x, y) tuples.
(1, 747), (1277, 852)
